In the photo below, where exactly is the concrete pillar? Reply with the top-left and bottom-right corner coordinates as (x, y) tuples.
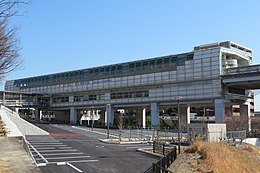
(136, 109), (142, 127)
(240, 101), (251, 132)
(225, 105), (233, 117)
(19, 94), (22, 105)
(187, 106), (190, 124)
(105, 111), (107, 126)
(143, 108), (146, 129)
(2, 91), (5, 104)
(70, 107), (77, 125)
(100, 109), (106, 126)
(106, 104), (114, 127)
(35, 108), (40, 122)
(215, 99), (225, 123)
(151, 103), (159, 128)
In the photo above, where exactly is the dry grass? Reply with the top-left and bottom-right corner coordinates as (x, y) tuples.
(184, 141), (260, 173)
(0, 160), (10, 173)
(0, 117), (8, 137)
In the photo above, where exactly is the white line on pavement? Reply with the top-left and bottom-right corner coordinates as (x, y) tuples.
(33, 147), (56, 150)
(48, 160), (99, 165)
(45, 156), (90, 160)
(42, 152), (84, 156)
(68, 160), (99, 163)
(32, 145), (67, 147)
(28, 141), (59, 143)
(37, 163), (47, 167)
(67, 162), (83, 173)
(57, 162), (66, 165)
(59, 147), (72, 149)
(34, 149), (78, 153)
(30, 143), (63, 145)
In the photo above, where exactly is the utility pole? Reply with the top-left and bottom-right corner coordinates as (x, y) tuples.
(176, 96), (182, 155)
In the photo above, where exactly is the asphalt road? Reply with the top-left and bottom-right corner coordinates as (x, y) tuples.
(26, 124), (159, 173)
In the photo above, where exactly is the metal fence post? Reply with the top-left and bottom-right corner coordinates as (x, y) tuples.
(153, 141), (155, 153)
(163, 143), (165, 156)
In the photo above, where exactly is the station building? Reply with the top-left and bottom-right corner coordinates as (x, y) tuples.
(3, 41), (254, 129)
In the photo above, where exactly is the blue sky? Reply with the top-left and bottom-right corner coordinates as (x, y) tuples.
(2, 0), (260, 109)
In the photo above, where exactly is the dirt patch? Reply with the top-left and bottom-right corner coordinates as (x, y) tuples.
(0, 137), (41, 173)
(169, 141), (260, 173)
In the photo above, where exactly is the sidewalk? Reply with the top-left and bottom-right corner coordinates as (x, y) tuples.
(0, 137), (42, 173)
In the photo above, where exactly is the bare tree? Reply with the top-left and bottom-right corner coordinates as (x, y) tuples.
(0, 0), (28, 79)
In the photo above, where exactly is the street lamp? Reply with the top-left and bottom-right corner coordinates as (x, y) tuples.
(176, 96), (182, 155)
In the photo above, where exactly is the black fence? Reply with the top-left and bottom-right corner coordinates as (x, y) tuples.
(145, 144), (177, 173)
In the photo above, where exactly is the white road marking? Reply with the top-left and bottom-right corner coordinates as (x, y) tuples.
(57, 162), (66, 165)
(30, 143), (63, 145)
(67, 160), (99, 163)
(37, 163), (47, 167)
(48, 160), (99, 164)
(45, 156), (90, 160)
(34, 149), (78, 153)
(33, 145), (67, 147)
(42, 152), (84, 156)
(59, 147), (72, 149)
(33, 147), (56, 150)
(28, 141), (59, 143)
(67, 162), (83, 172)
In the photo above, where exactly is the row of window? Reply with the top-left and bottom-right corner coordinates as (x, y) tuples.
(15, 53), (194, 88)
(53, 97), (69, 103)
(74, 94), (104, 102)
(110, 90), (149, 99)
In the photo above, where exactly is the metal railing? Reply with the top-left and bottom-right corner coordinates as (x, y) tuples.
(152, 146), (177, 173)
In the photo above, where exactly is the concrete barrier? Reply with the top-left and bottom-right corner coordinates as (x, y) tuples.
(243, 138), (260, 146)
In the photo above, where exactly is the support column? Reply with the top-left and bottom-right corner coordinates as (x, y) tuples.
(142, 108), (146, 129)
(106, 104), (114, 127)
(100, 109), (106, 127)
(136, 109), (143, 127)
(2, 91), (5, 104)
(70, 107), (77, 125)
(35, 108), (40, 122)
(240, 101), (251, 132)
(151, 103), (159, 128)
(215, 99), (225, 123)
(187, 106), (190, 124)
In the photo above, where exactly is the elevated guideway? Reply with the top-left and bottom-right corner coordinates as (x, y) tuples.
(222, 64), (260, 89)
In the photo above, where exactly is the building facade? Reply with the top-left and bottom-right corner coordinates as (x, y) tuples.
(4, 41), (253, 129)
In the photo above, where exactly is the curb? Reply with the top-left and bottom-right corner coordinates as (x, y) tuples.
(99, 139), (148, 144)
(137, 148), (163, 158)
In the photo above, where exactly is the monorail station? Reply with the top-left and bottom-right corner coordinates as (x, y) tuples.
(3, 41), (258, 130)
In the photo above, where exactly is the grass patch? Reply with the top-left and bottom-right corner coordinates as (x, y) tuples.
(184, 141), (260, 173)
